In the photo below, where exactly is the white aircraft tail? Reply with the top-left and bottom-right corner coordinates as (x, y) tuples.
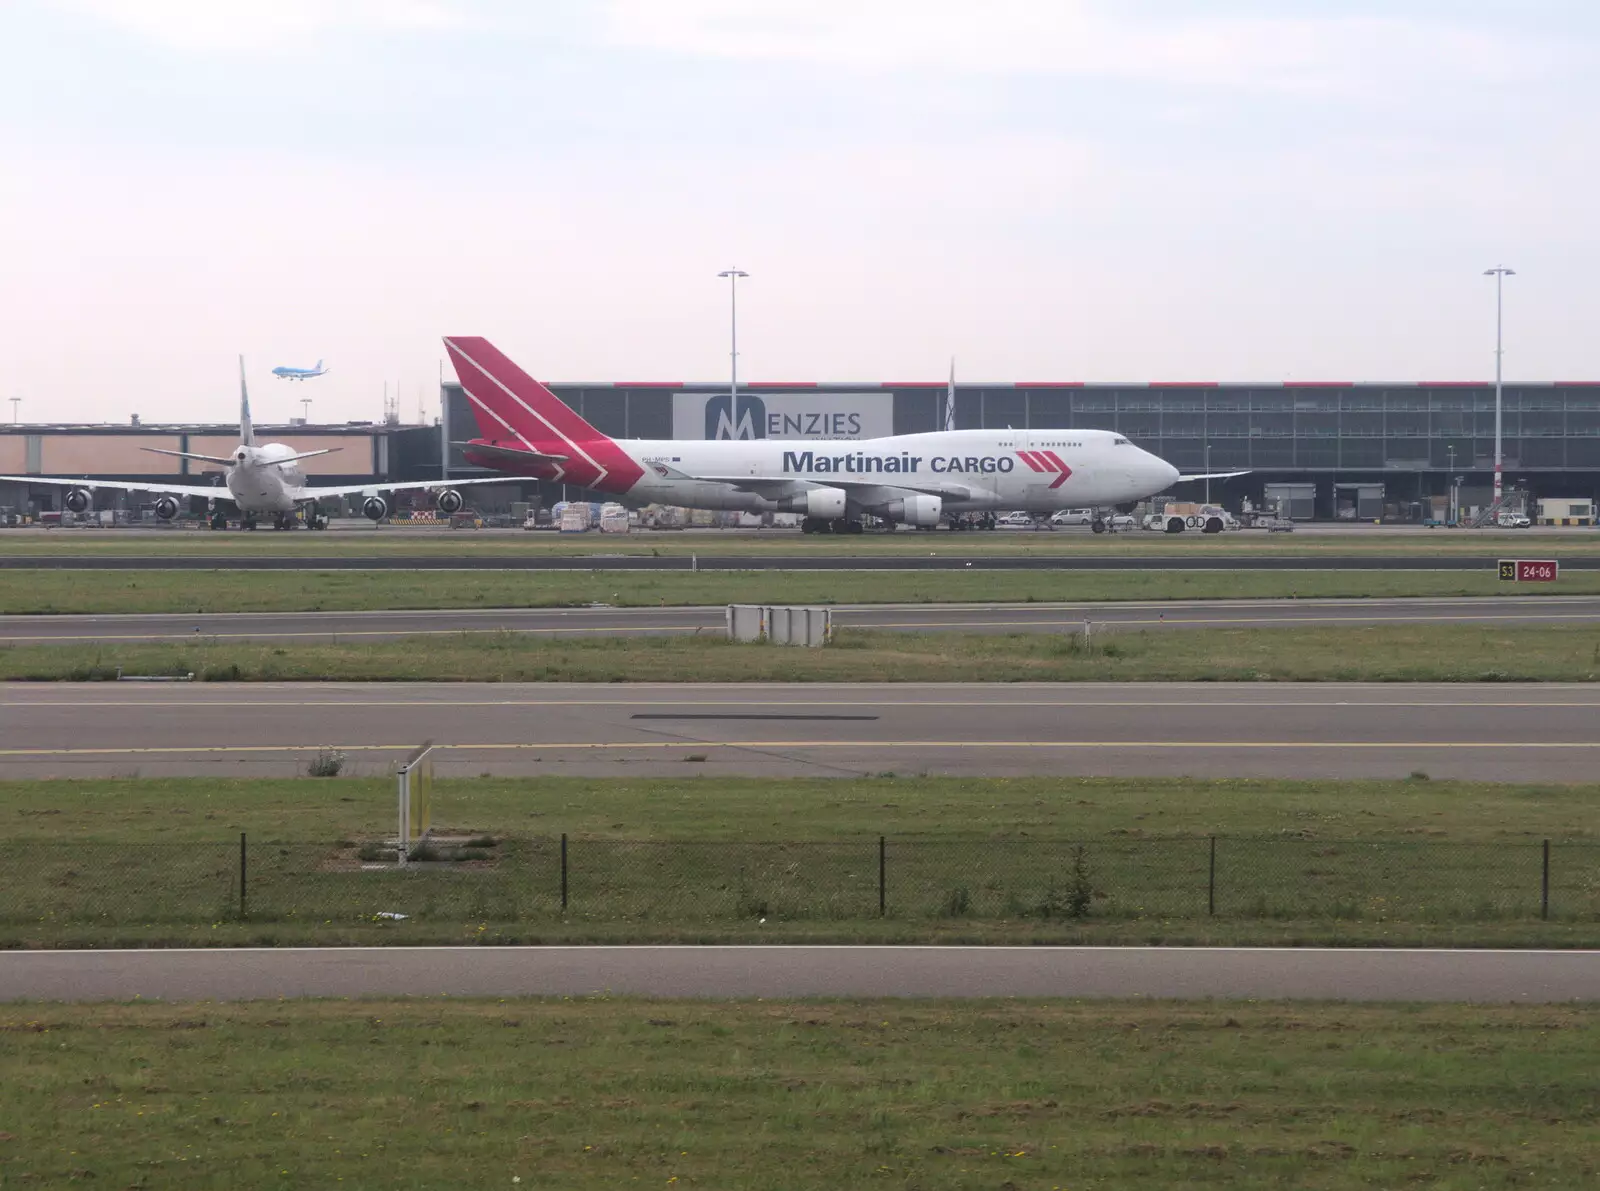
(239, 355), (256, 447)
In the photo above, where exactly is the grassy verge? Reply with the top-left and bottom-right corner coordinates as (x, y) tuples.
(5, 624), (1599, 681)
(3, 999), (1596, 1190)
(6, 567), (1600, 613)
(1, 776), (1595, 949)
(5, 774), (1596, 843)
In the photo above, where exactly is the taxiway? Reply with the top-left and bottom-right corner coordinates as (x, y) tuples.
(3, 945), (1596, 1002)
(4, 595), (1600, 644)
(5, 681), (1598, 781)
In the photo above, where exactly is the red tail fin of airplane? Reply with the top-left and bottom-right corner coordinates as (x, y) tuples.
(443, 337), (643, 493)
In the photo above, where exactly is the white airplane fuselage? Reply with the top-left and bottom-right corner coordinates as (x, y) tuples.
(482, 428), (1179, 515)
(446, 336), (1205, 527)
(223, 442), (309, 515)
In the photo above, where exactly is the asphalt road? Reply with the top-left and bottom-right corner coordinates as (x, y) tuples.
(5, 681), (1598, 781)
(4, 552), (1595, 570)
(5, 595), (1600, 644)
(3, 945), (1596, 1002)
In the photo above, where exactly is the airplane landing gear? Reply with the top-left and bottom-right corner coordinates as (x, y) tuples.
(241, 515), (258, 531)
(209, 510), (228, 531)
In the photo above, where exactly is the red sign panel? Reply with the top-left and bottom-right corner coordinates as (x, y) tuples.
(1516, 560), (1559, 582)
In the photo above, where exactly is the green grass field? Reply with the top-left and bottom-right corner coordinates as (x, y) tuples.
(5, 624), (1598, 682)
(6, 773), (1592, 844)
(3, 775), (1595, 949)
(2, 998), (1595, 1190)
(5, 566), (1600, 613)
(5, 524), (1597, 556)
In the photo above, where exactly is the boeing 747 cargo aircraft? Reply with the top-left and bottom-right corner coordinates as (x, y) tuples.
(2, 360), (503, 529)
(445, 336), (1241, 532)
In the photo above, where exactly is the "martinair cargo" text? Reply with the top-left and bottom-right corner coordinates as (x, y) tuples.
(781, 451), (1017, 475)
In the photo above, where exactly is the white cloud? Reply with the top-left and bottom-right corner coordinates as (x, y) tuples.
(602, 0), (1565, 96)
(64, 0), (467, 51)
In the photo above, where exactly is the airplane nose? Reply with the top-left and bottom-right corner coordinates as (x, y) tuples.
(1148, 456), (1178, 490)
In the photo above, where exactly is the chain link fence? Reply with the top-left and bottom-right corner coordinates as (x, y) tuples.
(2, 836), (1596, 926)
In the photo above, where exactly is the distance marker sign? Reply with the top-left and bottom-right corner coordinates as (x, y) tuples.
(1500, 559), (1559, 582)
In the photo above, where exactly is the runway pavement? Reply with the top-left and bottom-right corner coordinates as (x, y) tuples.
(5, 552), (1597, 569)
(3, 945), (1596, 1002)
(5, 681), (1599, 781)
(5, 595), (1600, 644)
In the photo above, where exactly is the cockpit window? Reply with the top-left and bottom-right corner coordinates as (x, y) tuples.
(1113, 437), (1130, 445)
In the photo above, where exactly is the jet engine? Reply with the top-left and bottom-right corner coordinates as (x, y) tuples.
(778, 486), (847, 520)
(882, 494), (942, 527)
(64, 488), (92, 514)
(435, 488), (464, 515)
(361, 495), (390, 522)
(152, 496), (180, 521)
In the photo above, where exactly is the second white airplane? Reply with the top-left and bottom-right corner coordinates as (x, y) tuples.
(1, 359), (506, 529)
(445, 336), (1240, 532)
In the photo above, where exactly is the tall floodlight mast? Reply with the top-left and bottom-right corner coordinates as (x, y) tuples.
(717, 268), (749, 413)
(1483, 265), (1515, 505)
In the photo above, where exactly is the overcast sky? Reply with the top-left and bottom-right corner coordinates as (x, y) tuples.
(2, 0), (1596, 424)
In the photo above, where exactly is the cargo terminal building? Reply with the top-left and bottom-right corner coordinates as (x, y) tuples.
(4, 379), (1598, 523)
(444, 378), (1600, 521)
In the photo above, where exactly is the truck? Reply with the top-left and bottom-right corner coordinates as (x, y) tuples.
(1142, 502), (1236, 534)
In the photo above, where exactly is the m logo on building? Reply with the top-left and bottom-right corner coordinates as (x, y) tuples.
(704, 393), (767, 440)
(673, 390), (892, 441)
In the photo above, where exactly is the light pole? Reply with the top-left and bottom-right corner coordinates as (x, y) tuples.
(7, 397), (18, 423)
(300, 397), (312, 423)
(1484, 265), (1515, 505)
(1446, 445), (1456, 522)
(1204, 443), (1211, 505)
(717, 268), (749, 413)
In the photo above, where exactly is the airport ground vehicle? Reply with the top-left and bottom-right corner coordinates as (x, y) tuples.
(1049, 508), (1096, 525)
(1143, 502), (1237, 534)
(1050, 508), (1136, 531)
(1497, 511), (1532, 529)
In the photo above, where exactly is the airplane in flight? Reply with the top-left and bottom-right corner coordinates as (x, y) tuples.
(444, 336), (1243, 533)
(1, 359), (504, 530)
(271, 360), (327, 380)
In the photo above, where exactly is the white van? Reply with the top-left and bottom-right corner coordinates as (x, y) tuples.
(1049, 509), (1096, 526)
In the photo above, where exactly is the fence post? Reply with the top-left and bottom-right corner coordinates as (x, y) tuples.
(1208, 835), (1216, 916)
(239, 832), (247, 921)
(878, 836), (886, 917)
(1542, 839), (1550, 921)
(561, 833), (569, 912)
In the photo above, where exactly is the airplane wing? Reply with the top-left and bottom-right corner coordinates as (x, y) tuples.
(288, 476), (519, 501)
(1175, 470), (1251, 482)
(450, 441), (569, 467)
(142, 447), (237, 466)
(0, 474), (231, 500)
